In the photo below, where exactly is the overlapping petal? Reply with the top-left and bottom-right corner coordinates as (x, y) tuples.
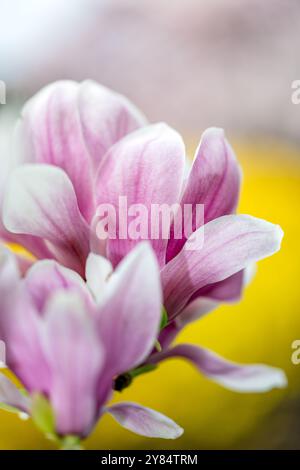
(15, 81), (95, 221)
(162, 214), (283, 319)
(77, 80), (146, 170)
(95, 123), (185, 267)
(85, 253), (113, 303)
(3, 165), (90, 275)
(41, 291), (104, 436)
(0, 250), (50, 392)
(166, 128), (241, 261)
(14, 80), (146, 222)
(24, 260), (92, 313)
(96, 243), (162, 376)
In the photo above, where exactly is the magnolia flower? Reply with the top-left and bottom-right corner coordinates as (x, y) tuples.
(1, 80), (146, 275)
(2, 82), (282, 317)
(0, 243), (183, 446)
(1, 81), (286, 392)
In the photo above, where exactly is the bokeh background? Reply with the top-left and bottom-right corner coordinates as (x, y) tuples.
(0, 0), (300, 449)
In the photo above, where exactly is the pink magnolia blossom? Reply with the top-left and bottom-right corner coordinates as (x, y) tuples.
(1, 81), (286, 392)
(2, 81), (282, 318)
(0, 243), (183, 442)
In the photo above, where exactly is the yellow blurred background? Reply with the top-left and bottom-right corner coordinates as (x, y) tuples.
(1, 0), (300, 449)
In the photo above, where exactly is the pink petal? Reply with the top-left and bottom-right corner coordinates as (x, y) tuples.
(96, 243), (162, 376)
(175, 297), (219, 328)
(3, 165), (90, 275)
(157, 322), (179, 350)
(0, 114), (16, 241)
(15, 81), (146, 223)
(0, 246), (20, 289)
(85, 253), (113, 303)
(15, 81), (95, 221)
(167, 128), (241, 261)
(95, 123), (185, 268)
(150, 344), (287, 392)
(107, 402), (183, 439)
(78, 80), (146, 171)
(0, 250), (50, 393)
(177, 271), (243, 327)
(2, 183), (50, 260)
(41, 291), (104, 437)
(24, 260), (92, 313)
(162, 214), (283, 319)
(178, 264), (257, 327)
(0, 373), (30, 412)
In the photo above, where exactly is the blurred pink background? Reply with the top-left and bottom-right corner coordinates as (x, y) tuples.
(0, 0), (299, 142)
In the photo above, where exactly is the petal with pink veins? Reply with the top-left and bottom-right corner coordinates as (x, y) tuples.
(24, 260), (92, 313)
(15, 81), (146, 222)
(3, 165), (90, 275)
(178, 263), (256, 327)
(15, 81), (96, 221)
(78, 80), (146, 171)
(85, 253), (113, 303)
(162, 214), (283, 320)
(41, 291), (104, 437)
(96, 243), (162, 376)
(0, 251), (50, 393)
(95, 123), (185, 268)
(106, 402), (183, 439)
(167, 128), (241, 261)
(149, 344), (287, 392)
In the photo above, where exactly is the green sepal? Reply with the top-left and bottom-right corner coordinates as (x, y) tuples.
(31, 393), (56, 438)
(60, 435), (82, 450)
(0, 402), (23, 415)
(160, 307), (168, 330)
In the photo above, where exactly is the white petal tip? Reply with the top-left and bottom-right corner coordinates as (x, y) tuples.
(168, 425), (184, 439)
(220, 367), (288, 393)
(271, 369), (288, 390)
(275, 225), (284, 246)
(205, 127), (225, 137)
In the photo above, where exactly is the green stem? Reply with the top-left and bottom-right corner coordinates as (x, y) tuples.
(129, 363), (157, 378)
(59, 435), (83, 450)
(113, 363), (157, 391)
